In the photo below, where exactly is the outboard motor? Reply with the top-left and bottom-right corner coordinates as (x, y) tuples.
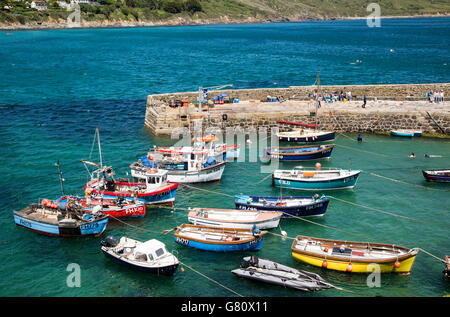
(101, 235), (119, 248)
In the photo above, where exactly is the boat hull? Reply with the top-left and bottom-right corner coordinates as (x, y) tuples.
(174, 235), (264, 252)
(235, 196), (330, 217)
(422, 170), (450, 183)
(390, 130), (414, 137)
(273, 173), (360, 190)
(101, 249), (179, 276)
(291, 251), (417, 274)
(267, 145), (334, 162)
(279, 131), (335, 143)
(166, 162), (226, 183)
(87, 183), (178, 205)
(13, 213), (108, 237)
(188, 215), (280, 230)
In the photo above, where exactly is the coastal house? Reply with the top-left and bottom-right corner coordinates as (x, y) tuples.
(31, 1), (47, 10)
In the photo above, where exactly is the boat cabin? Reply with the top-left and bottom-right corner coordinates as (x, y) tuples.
(130, 168), (169, 189)
(131, 239), (171, 263)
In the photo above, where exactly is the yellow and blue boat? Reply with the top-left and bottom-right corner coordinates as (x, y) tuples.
(291, 235), (418, 274)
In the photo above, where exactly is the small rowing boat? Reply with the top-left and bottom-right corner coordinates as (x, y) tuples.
(235, 194), (330, 217)
(390, 129), (422, 137)
(444, 256), (450, 279)
(187, 208), (282, 230)
(13, 198), (109, 237)
(422, 169), (450, 183)
(277, 129), (335, 143)
(272, 168), (360, 190)
(264, 144), (334, 161)
(174, 224), (265, 252)
(291, 235), (419, 274)
(101, 236), (179, 276)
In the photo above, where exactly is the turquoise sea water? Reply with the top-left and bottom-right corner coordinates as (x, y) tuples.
(0, 18), (449, 297)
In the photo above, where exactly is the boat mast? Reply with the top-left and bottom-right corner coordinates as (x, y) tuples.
(56, 160), (65, 196)
(315, 71), (320, 130)
(96, 127), (103, 168)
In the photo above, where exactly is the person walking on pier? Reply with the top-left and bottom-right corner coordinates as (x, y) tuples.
(362, 95), (367, 108)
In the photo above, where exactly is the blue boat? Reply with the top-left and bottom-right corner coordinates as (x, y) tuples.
(174, 224), (265, 252)
(277, 129), (335, 143)
(235, 194), (330, 217)
(272, 168), (360, 190)
(422, 169), (450, 183)
(13, 199), (109, 237)
(390, 130), (422, 137)
(265, 144), (334, 161)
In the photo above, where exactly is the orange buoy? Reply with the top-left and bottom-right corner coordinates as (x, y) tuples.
(322, 260), (328, 268)
(315, 162), (321, 170)
(324, 247), (329, 252)
(347, 263), (353, 272)
(394, 260), (401, 268)
(180, 267), (185, 272)
(42, 199), (49, 206)
(149, 156), (153, 160)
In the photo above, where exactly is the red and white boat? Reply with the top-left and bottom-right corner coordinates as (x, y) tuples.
(57, 195), (146, 218)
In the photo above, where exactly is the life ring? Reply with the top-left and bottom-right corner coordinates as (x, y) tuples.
(222, 114), (228, 121)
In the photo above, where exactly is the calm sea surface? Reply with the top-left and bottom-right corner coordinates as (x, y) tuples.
(0, 18), (449, 297)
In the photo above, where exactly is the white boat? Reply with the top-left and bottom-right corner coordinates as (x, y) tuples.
(187, 208), (282, 230)
(132, 135), (228, 183)
(101, 236), (179, 276)
(273, 168), (360, 190)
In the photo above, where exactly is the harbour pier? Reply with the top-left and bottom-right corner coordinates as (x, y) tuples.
(144, 83), (450, 137)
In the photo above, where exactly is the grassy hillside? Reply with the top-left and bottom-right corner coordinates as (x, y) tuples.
(1, 0), (449, 27)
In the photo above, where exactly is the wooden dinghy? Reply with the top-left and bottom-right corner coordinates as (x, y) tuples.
(101, 236), (179, 276)
(187, 208), (282, 230)
(235, 194), (330, 217)
(422, 169), (450, 183)
(232, 255), (333, 292)
(264, 144), (334, 161)
(174, 224), (265, 252)
(291, 235), (419, 274)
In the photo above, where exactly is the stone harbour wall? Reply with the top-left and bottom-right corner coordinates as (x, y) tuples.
(145, 83), (450, 136)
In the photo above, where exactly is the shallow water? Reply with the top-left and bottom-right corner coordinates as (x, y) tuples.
(0, 18), (449, 297)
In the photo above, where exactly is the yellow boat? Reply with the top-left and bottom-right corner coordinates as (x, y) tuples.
(291, 235), (419, 274)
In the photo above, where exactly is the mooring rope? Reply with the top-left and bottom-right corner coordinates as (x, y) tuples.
(329, 196), (426, 224)
(366, 171), (450, 192)
(417, 248), (446, 263)
(179, 261), (244, 297)
(182, 183), (235, 198)
(334, 143), (390, 157)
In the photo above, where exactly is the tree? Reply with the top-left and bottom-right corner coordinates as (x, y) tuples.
(162, 0), (183, 13)
(184, 0), (202, 13)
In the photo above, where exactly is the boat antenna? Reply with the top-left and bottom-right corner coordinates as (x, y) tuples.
(56, 160), (65, 196)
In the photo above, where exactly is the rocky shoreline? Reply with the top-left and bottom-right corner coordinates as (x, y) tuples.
(1, 13), (448, 31)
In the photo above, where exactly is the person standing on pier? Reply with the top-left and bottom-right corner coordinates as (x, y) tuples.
(362, 95), (367, 108)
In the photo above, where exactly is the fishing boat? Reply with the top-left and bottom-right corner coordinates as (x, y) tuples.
(232, 255), (333, 291)
(276, 120), (317, 129)
(422, 169), (450, 183)
(390, 129), (422, 137)
(13, 198), (109, 237)
(57, 195), (146, 218)
(235, 194), (330, 217)
(291, 235), (419, 274)
(272, 168), (360, 190)
(174, 224), (265, 252)
(187, 208), (282, 230)
(264, 144), (334, 161)
(82, 128), (178, 205)
(277, 129), (335, 143)
(100, 235), (179, 276)
(131, 135), (229, 183)
(85, 165), (178, 205)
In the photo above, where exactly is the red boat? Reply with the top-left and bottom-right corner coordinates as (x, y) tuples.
(57, 195), (146, 218)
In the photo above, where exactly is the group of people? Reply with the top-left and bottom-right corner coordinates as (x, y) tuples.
(313, 90), (353, 108)
(425, 90), (445, 103)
